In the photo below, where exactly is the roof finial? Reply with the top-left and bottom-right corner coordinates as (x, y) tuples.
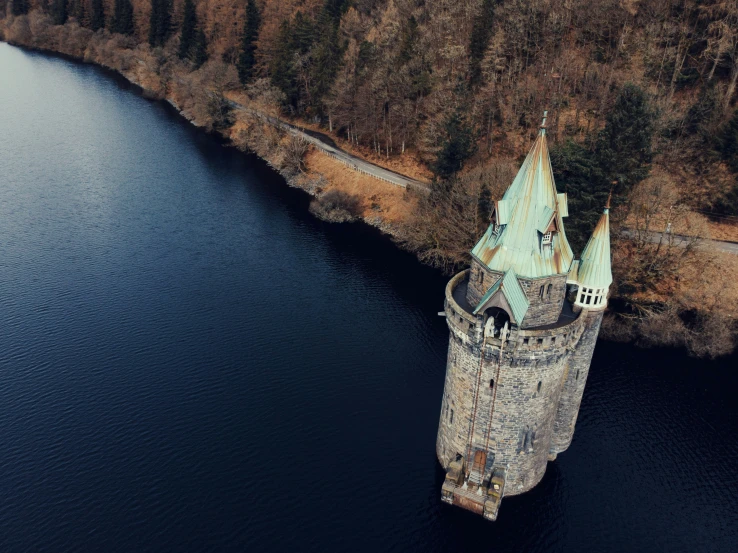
(605, 181), (616, 212)
(540, 110), (548, 135)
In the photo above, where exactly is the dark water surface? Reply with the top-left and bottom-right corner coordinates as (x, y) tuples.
(1, 42), (736, 552)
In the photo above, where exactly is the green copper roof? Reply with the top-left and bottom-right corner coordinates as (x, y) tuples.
(471, 127), (574, 279)
(575, 206), (612, 289)
(473, 269), (530, 324)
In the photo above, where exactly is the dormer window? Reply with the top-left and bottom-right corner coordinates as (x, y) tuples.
(542, 232), (553, 245)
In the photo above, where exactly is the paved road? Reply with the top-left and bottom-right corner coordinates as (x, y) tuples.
(226, 98), (738, 255)
(621, 229), (738, 255)
(225, 98), (430, 192)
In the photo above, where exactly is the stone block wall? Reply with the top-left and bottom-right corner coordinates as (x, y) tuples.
(466, 259), (501, 308)
(517, 274), (568, 328)
(437, 272), (593, 496)
(550, 308), (604, 455)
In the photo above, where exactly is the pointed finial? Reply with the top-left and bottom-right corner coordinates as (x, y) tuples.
(541, 110), (548, 128)
(605, 181), (616, 212)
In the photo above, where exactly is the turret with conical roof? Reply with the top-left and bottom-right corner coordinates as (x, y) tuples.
(567, 195), (613, 309)
(471, 112), (573, 279)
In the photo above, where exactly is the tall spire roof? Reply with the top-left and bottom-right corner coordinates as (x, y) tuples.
(471, 113), (574, 279)
(574, 199), (612, 290)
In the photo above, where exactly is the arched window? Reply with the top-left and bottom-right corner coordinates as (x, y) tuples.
(547, 283), (552, 299)
(539, 285), (545, 300)
(489, 378), (495, 389)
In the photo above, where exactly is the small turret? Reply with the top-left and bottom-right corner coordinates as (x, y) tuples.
(568, 195), (612, 309)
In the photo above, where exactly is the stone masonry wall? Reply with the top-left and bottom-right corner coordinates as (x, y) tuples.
(550, 308), (604, 455)
(517, 274), (569, 328)
(437, 272), (590, 497)
(466, 259), (501, 308)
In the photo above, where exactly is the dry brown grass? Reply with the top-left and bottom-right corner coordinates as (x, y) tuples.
(303, 149), (418, 226)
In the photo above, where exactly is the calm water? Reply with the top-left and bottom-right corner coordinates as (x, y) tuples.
(1, 42), (736, 552)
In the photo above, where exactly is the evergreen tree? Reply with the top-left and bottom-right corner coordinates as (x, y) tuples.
(468, 0), (499, 86)
(178, 0), (197, 59)
(715, 110), (738, 174)
(237, 0), (261, 84)
(270, 19), (301, 107)
(177, 0), (207, 67)
(551, 140), (606, 253)
(433, 111), (477, 179)
(11, 0), (30, 15)
(192, 27), (208, 68)
(52, 0), (68, 25)
(112, 0), (134, 35)
(552, 84), (654, 252)
(309, 10), (342, 110)
(90, 0), (105, 31)
(594, 83), (654, 190)
(149, 0), (172, 48)
(398, 16), (418, 65)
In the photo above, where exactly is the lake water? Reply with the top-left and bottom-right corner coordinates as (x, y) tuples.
(0, 42), (736, 552)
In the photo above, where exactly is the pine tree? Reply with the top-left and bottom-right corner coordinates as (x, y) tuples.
(551, 140), (605, 253)
(468, 0), (499, 86)
(52, 0), (68, 25)
(178, 0), (197, 59)
(192, 27), (208, 68)
(11, 0), (30, 15)
(112, 0), (134, 35)
(715, 110), (738, 174)
(149, 0), (172, 48)
(595, 83), (654, 190)
(270, 19), (300, 106)
(90, 0), (105, 31)
(433, 111), (477, 179)
(237, 0), (261, 84)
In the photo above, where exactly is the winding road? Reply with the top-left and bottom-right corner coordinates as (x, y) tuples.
(225, 98), (430, 192)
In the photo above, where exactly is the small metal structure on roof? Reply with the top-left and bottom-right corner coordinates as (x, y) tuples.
(473, 269), (530, 324)
(471, 113), (574, 279)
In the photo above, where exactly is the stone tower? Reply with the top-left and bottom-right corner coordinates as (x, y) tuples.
(436, 114), (613, 521)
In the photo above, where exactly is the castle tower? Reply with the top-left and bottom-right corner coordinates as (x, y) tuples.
(436, 115), (612, 521)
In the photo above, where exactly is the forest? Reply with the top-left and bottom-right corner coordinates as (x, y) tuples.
(1, 0), (737, 356)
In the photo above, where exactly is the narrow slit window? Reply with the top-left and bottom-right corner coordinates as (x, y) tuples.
(450, 409), (454, 424)
(547, 283), (552, 298)
(537, 381), (542, 393)
(575, 369), (580, 381)
(480, 271), (484, 284)
(539, 285), (545, 300)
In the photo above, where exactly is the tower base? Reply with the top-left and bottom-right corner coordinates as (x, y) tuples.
(440, 457), (506, 521)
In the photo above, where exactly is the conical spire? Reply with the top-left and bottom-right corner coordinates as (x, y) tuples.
(471, 112), (574, 278)
(575, 198), (612, 290)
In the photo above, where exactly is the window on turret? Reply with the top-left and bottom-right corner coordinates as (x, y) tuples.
(480, 271), (485, 285)
(547, 283), (552, 299)
(539, 285), (545, 300)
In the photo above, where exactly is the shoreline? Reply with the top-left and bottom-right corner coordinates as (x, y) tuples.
(2, 26), (735, 358)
